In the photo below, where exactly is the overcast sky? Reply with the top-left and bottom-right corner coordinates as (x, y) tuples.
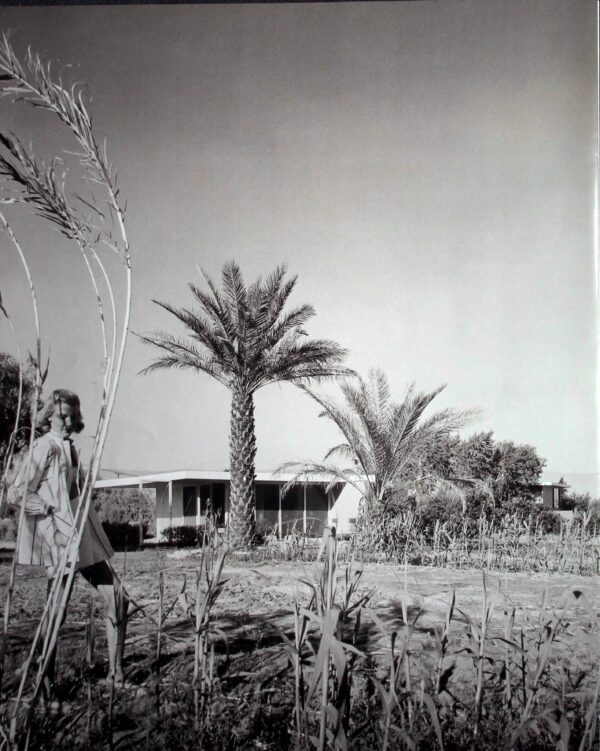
(0, 2), (597, 488)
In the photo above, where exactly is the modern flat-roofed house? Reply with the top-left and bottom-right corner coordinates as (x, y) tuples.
(94, 470), (363, 539)
(94, 471), (574, 542)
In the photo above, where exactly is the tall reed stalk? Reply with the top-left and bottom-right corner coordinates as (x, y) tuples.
(0, 300), (25, 510)
(155, 569), (164, 714)
(0, 214), (43, 705)
(286, 527), (368, 750)
(0, 36), (133, 742)
(85, 592), (95, 744)
(176, 524), (228, 742)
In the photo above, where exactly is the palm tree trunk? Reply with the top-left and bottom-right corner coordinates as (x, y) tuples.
(228, 384), (257, 548)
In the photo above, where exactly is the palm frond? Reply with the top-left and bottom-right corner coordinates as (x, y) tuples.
(143, 262), (349, 417)
(300, 370), (474, 507)
(322, 443), (356, 463)
(137, 331), (228, 385)
(340, 374), (392, 479)
(188, 282), (237, 341)
(277, 461), (367, 497)
(246, 267), (295, 353)
(151, 299), (238, 371)
(385, 385), (447, 479)
(270, 338), (349, 371)
(221, 259), (247, 317)
(260, 304), (315, 350)
(297, 385), (376, 481)
(256, 270), (296, 333)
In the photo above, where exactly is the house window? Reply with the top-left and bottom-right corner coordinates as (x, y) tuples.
(210, 483), (226, 522)
(183, 486), (197, 517)
(200, 484), (212, 513)
(281, 486), (304, 535)
(553, 488), (560, 509)
(255, 483), (280, 529)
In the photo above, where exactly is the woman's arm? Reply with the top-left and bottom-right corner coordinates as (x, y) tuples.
(9, 440), (54, 515)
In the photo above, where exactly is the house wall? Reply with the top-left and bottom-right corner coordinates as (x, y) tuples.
(328, 484), (362, 534)
(542, 486), (564, 510)
(542, 486), (553, 509)
(155, 482), (184, 539)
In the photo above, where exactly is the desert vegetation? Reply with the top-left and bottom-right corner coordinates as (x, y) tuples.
(1, 528), (600, 749)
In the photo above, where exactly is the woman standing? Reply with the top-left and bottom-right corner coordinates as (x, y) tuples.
(8, 389), (128, 685)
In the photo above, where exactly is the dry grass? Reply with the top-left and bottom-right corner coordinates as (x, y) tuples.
(1, 537), (600, 749)
(349, 510), (600, 576)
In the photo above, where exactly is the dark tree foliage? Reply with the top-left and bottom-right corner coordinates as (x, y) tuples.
(0, 352), (36, 476)
(419, 433), (462, 481)
(93, 487), (155, 533)
(457, 431), (498, 481)
(420, 430), (546, 509)
(561, 491), (592, 512)
(492, 440), (546, 503)
(560, 491), (600, 527)
(160, 525), (204, 547)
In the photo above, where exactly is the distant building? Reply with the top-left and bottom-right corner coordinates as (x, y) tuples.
(535, 480), (570, 510)
(95, 470), (363, 539)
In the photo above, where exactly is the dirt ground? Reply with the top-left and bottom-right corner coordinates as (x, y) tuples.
(2, 550), (600, 749)
(2, 549), (599, 680)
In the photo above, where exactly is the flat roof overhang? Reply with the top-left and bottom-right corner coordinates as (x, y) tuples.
(94, 470), (339, 490)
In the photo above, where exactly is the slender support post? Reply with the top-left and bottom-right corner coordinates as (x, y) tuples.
(278, 484), (282, 540)
(168, 480), (173, 542)
(224, 482), (229, 532)
(303, 484), (307, 534)
(138, 481), (143, 549)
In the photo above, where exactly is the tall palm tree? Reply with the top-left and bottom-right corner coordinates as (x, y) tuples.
(140, 261), (351, 548)
(282, 368), (474, 519)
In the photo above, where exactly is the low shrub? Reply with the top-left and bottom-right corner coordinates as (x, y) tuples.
(161, 524), (204, 547)
(254, 519), (276, 545)
(532, 506), (562, 534)
(414, 493), (563, 540)
(415, 494), (465, 540)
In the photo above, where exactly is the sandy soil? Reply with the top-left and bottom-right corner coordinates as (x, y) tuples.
(2, 550), (598, 682)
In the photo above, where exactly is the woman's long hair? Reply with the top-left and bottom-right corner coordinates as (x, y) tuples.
(36, 389), (85, 435)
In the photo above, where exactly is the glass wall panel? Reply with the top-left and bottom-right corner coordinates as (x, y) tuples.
(255, 483), (279, 532)
(281, 486), (304, 535)
(183, 485), (197, 520)
(211, 483), (226, 523)
(196, 483), (227, 524)
(305, 484), (328, 536)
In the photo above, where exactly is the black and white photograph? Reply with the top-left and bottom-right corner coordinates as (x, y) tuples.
(0, 1), (597, 748)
